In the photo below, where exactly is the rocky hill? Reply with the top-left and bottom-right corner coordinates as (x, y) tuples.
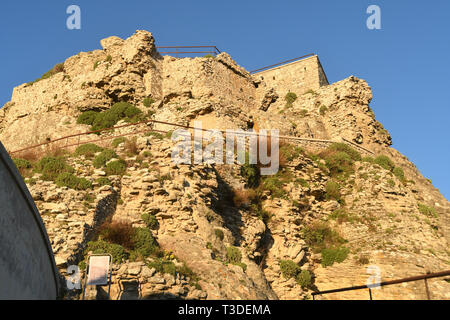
(1, 30), (449, 300)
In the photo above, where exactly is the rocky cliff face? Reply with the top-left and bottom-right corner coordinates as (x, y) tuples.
(1, 30), (448, 300)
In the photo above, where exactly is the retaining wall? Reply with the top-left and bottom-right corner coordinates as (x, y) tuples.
(0, 141), (60, 299)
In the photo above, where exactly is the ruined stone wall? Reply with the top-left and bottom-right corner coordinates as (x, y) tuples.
(161, 53), (257, 110)
(254, 55), (329, 99)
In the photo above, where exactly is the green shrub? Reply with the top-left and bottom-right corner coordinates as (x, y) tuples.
(122, 105), (142, 119)
(280, 260), (301, 279)
(280, 143), (304, 162)
(177, 263), (200, 288)
(240, 152), (260, 188)
(13, 158), (31, 170)
(75, 143), (103, 157)
(13, 158), (32, 177)
(226, 246), (247, 271)
(285, 92), (297, 107)
(142, 213), (159, 230)
(96, 177), (112, 186)
(55, 172), (92, 190)
(325, 180), (341, 201)
(93, 149), (117, 168)
(279, 260), (312, 288)
(78, 261), (86, 271)
(34, 157), (74, 181)
(25, 178), (37, 185)
(145, 131), (164, 139)
(296, 270), (312, 288)
(112, 137), (127, 148)
(321, 247), (349, 267)
(77, 178), (93, 190)
(226, 246), (242, 264)
(304, 89), (317, 96)
(27, 63), (64, 86)
(143, 97), (155, 107)
(295, 178), (309, 188)
(302, 223), (346, 253)
(261, 173), (288, 199)
(362, 156), (375, 164)
(90, 112), (118, 132)
(241, 163), (260, 187)
(328, 143), (361, 161)
(374, 155), (395, 171)
(387, 179), (395, 187)
(90, 102), (143, 132)
(132, 227), (159, 257)
(285, 92), (297, 104)
(418, 203), (437, 218)
(393, 167), (405, 181)
(319, 105), (328, 116)
(204, 54), (214, 58)
(143, 151), (152, 158)
(77, 111), (99, 125)
(329, 209), (354, 224)
(253, 204), (272, 224)
(214, 229), (224, 241)
(147, 259), (177, 275)
(86, 240), (128, 263)
(318, 143), (361, 178)
(326, 152), (352, 177)
(104, 159), (127, 176)
(164, 131), (173, 139)
(162, 261), (177, 275)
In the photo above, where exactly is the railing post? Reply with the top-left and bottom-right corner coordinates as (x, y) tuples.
(424, 271), (431, 300)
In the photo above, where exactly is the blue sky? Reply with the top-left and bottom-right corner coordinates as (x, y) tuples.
(0, 1), (449, 199)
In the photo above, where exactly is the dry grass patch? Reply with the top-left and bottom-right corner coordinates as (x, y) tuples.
(98, 220), (135, 250)
(124, 137), (139, 155)
(232, 188), (257, 208)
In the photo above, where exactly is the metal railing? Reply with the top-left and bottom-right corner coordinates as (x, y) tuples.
(311, 270), (450, 300)
(156, 46), (221, 57)
(250, 53), (315, 74)
(9, 116), (375, 157)
(9, 116), (376, 158)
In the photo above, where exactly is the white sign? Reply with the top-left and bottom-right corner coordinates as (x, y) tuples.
(87, 256), (110, 286)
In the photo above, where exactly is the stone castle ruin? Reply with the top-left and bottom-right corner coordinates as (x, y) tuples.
(0, 30), (389, 154)
(253, 54), (329, 97)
